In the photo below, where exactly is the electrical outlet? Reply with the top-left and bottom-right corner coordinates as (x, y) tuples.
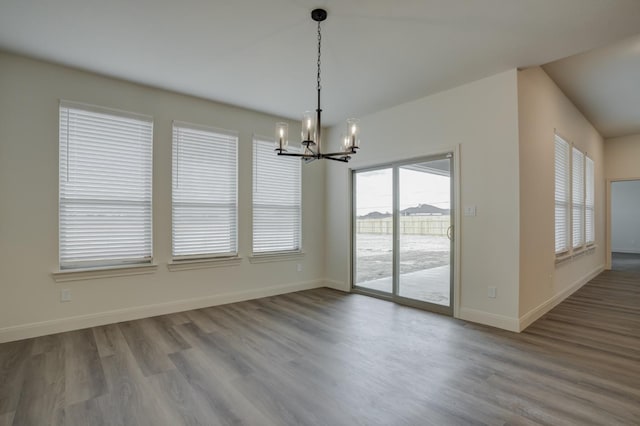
(60, 289), (72, 302)
(296, 263), (303, 272)
(488, 287), (497, 298)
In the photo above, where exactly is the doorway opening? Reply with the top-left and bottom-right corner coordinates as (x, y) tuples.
(352, 153), (454, 315)
(610, 179), (640, 273)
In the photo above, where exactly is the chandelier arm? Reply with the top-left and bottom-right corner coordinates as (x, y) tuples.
(321, 150), (357, 157)
(277, 151), (316, 159)
(322, 155), (349, 163)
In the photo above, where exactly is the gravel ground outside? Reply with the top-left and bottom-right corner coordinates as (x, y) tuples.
(355, 233), (450, 284)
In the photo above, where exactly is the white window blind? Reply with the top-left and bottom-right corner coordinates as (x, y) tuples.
(572, 147), (585, 249)
(554, 135), (570, 254)
(585, 156), (595, 245)
(59, 102), (153, 269)
(172, 122), (238, 259)
(253, 137), (301, 253)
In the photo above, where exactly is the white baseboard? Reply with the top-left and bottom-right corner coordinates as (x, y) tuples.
(458, 307), (519, 332)
(518, 264), (604, 331)
(0, 279), (324, 344)
(611, 249), (640, 254)
(324, 279), (349, 292)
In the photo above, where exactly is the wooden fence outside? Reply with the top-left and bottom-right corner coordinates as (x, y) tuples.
(356, 216), (451, 236)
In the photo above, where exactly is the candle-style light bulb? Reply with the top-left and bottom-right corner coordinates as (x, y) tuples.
(346, 118), (360, 150)
(301, 111), (315, 144)
(275, 122), (288, 151)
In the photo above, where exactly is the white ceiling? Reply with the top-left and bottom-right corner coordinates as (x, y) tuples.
(543, 34), (640, 139)
(1, 0), (640, 126)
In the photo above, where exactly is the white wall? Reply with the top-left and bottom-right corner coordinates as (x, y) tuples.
(611, 180), (640, 253)
(517, 67), (605, 328)
(0, 52), (326, 342)
(325, 70), (522, 330)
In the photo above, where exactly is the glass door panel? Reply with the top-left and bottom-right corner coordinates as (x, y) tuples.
(398, 159), (452, 306)
(354, 168), (393, 293)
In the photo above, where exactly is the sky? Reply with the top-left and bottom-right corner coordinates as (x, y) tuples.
(355, 166), (451, 216)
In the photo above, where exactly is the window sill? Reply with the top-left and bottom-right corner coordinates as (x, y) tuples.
(248, 251), (305, 264)
(52, 263), (158, 282)
(167, 256), (242, 271)
(555, 245), (597, 266)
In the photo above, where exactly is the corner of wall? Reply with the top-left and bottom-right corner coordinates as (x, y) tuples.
(516, 65), (606, 325)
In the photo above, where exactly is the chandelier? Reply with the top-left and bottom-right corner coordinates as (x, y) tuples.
(275, 8), (361, 163)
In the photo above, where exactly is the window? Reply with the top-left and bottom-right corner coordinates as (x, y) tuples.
(59, 102), (153, 269)
(554, 135), (570, 254)
(252, 137), (301, 253)
(172, 122), (238, 259)
(585, 156), (595, 245)
(554, 133), (595, 257)
(572, 147), (585, 248)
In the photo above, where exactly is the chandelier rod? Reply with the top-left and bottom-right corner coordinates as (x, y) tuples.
(315, 18), (322, 158)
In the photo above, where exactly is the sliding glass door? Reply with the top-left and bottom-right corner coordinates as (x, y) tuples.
(352, 154), (453, 314)
(353, 167), (393, 293)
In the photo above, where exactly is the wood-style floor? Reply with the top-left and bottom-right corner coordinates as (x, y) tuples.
(1, 271), (638, 426)
(612, 252), (640, 273)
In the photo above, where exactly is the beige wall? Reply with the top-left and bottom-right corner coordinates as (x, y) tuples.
(0, 51), (619, 340)
(325, 70), (522, 330)
(517, 67), (605, 327)
(603, 133), (640, 267)
(605, 134), (640, 180)
(0, 52), (326, 342)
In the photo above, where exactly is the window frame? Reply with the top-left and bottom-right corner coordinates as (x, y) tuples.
(251, 135), (302, 256)
(554, 135), (571, 255)
(554, 132), (595, 261)
(171, 121), (239, 261)
(571, 147), (585, 249)
(585, 156), (595, 246)
(58, 100), (153, 271)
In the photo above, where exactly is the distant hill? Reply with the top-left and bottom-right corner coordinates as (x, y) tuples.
(358, 204), (449, 219)
(400, 204), (450, 216)
(360, 211), (391, 219)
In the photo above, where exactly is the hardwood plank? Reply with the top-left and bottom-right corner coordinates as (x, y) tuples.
(31, 334), (60, 356)
(183, 309), (222, 334)
(165, 311), (191, 326)
(0, 339), (31, 415)
(64, 398), (106, 426)
(118, 319), (175, 377)
(0, 412), (14, 426)
(169, 348), (273, 426)
(173, 322), (255, 378)
(146, 315), (191, 353)
(98, 325), (180, 426)
(64, 328), (107, 405)
(92, 325), (119, 358)
(11, 340), (65, 426)
(146, 369), (221, 426)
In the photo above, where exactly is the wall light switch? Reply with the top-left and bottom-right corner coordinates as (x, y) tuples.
(61, 289), (72, 302)
(464, 206), (477, 216)
(488, 287), (497, 298)
(296, 263), (303, 272)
